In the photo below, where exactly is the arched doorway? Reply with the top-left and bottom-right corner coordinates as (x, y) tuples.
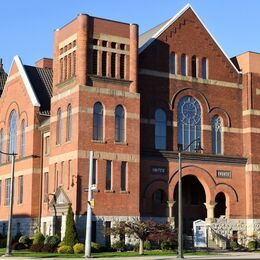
(214, 192), (226, 218)
(173, 175), (207, 235)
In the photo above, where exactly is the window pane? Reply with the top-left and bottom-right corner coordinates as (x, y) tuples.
(212, 116), (222, 154)
(115, 105), (125, 142)
(181, 54), (186, 76)
(57, 109), (62, 144)
(92, 159), (97, 185)
(67, 105), (72, 141)
(18, 176), (23, 204)
(192, 56), (197, 78)
(177, 96), (201, 151)
(9, 110), (17, 159)
(155, 109), (166, 149)
(202, 57), (207, 79)
(0, 180), (2, 205)
(93, 103), (103, 140)
(5, 178), (11, 206)
(21, 120), (26, 158)
(170, 52), (176, 74)
(121, 161), (126, 191)
(106, 160), (112, 190)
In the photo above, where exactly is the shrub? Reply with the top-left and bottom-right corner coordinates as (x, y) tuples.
(44, 235), (60, 247)
(0, 238), (7, 248)
(19, 235), (31, 246)
(230, 240), (237, 250)
(247, 240), (257, 251)
(73, 243), (85, 254)
(144, 240), (151, 250)
(160, 240), (176, 251)
(111, 240), (126, 252)
(42, 244), (56, 253)
(11, 242), (26, 250)
(30, 243), (44, 252)
(58, 245), (73, 254)
(63, 204), (78, 247)
(33, 232), (45, 245)
(91, 242), (102, 252)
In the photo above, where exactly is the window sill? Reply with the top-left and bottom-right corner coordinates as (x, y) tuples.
(56, 144), (61, 147)
(120, 190), (130, 194)
(114, 141), (128, 146)
(92, 140), (107, 144)
(105, 190), (115, 193)
(65, 140), (72, 144)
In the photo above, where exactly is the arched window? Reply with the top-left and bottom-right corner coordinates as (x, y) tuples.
(212, 115), (222, 154)
(20, 120), (26, 159)
(181, 54), (187, 76)
(202, 57), (208, 79)
(170, 52), (176, 74)
(155, 109), (166, 150)
(177, 96), (201, 151)
(93, 102), (103, 140)
(67, 105), (72, 141)
(0, 129), (4, 164)
(115, 105), (125, 142)
(192, 55), (197, 78)
(8, 110), (17, 159)
(57, 108), (62, 145)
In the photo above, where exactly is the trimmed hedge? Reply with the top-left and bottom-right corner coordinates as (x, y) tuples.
(73, 243), (85, 254)
(58, 245), (74, 254)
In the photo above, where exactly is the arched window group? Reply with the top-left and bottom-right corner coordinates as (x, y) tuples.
(93, 102), (126, 142)
(154, 96), (223, 154)
(170, 52), (208, 79)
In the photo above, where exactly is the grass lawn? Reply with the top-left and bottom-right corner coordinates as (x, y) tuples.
(0, 248), (215, 258)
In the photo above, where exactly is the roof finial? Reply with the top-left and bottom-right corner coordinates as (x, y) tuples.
(0, 58), (2, 70)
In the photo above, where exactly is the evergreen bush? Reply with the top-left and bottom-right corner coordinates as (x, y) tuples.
(144, 240), (151, 250)
(247, 240), (257, 251)
(63, 204), (78, 247)
(33, 232), (45, 245)
(111, 240), (126, 252)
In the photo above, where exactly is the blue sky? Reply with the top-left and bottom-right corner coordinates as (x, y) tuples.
(1, 0), (259, 71)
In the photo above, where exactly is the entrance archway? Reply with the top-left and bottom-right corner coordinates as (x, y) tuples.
(214, 192), (226, 218)
(173, 175), (207, 235)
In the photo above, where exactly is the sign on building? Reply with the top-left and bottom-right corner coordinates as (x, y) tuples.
(216, 170), (232, 179)
(193, 219), (207, 248)
(151, 166), (167, 174)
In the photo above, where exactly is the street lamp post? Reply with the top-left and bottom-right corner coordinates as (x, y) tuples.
(177, 138), (202, 259)
(0, 150), (16, 256)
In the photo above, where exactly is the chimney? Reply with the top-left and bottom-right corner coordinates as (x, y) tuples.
(35, 58), (53, 69)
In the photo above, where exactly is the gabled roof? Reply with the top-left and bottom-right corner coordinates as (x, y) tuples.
(6, 56), (53, 112)
(139, 4), (240, 74)
(0, 59), (8, 96)
(24, 65), (52, 112)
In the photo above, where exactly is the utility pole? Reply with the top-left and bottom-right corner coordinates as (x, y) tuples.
(85, 151), (93, 258)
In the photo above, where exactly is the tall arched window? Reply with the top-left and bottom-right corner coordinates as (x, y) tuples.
(178, 96), (201, 151)
(57, 108), (62, 145)
(192, 55), (197, 78)
(93, 102), (103, 141)
(0, 129), (4, 164)
(155, 109), (166, 150)
(181, 54), (187, 76)
(67, 105), (72, 141)
(202, 57), (208, 79)
(212, 115), (222, 154)
(20, 120), (26, 159)
(8, 110), (17, 159)
(115, 105), (125, 142)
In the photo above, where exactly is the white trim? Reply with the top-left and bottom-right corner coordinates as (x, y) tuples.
(139, 4), (240, 74)
(7, 56), (40, 107)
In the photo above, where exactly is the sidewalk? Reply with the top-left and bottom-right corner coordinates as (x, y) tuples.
(2, 251), (260, 260)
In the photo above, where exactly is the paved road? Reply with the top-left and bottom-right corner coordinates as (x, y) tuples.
(2, 252), (260, 259)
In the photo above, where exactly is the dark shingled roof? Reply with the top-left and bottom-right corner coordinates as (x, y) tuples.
(0, 59), (8, 96)
(24, 65), (53, 112)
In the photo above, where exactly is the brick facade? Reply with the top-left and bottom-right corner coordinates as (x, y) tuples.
(0, 4), (260, 244)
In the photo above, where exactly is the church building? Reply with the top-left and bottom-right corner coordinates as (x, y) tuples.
(0, 4), (260, 246)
